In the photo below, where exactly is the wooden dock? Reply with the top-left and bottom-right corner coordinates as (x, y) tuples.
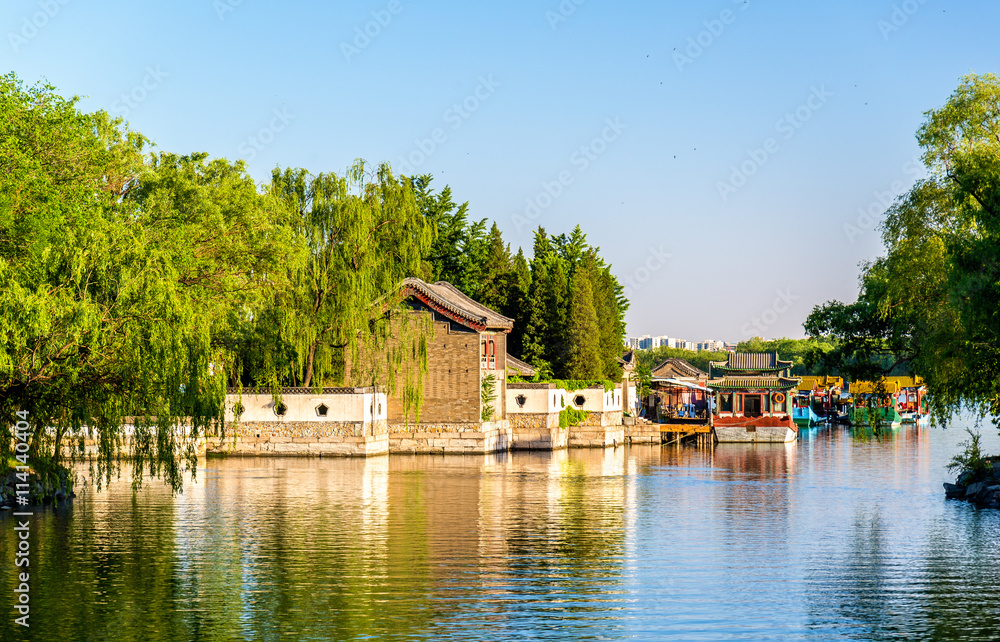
(659, 422), (713, 447)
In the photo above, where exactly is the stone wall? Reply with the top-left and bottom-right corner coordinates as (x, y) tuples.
(388, 420), (511, 454)
(508, 412), (567, 450)
(625, 421), (661, 444)
(578, 409), (624, 427)
(381, 315), (483, 424)
(568, 423), (625, 448)
(226, 388), (385, 424)
(208, 420), (389, 456)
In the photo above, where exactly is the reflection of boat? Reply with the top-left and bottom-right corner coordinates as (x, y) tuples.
(849, 404), (902, 428)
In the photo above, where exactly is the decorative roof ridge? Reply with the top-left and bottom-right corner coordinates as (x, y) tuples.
(651, 357), (708, 378)
(399, 277), (513, 331)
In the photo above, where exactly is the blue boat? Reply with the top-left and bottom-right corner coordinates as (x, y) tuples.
(792, 392), (823, 428)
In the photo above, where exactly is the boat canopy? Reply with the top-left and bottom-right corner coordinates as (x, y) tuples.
(653, 378), (711, 393)
(797, 375), (844, 391)
(850, 380), (901, 394)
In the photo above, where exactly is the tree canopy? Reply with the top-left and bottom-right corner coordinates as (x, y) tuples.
(1, 74), (632, 495)
(805, 73), (1000, 426)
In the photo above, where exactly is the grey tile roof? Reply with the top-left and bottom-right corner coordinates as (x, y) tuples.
(710, 352), (793, 371)
(400, 277), (514, 331)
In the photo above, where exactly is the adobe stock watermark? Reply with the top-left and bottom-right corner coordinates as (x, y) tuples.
(341, 0), (403, 62)
(8, 0), (72, 54)
(621, 245), (672, 299)
(214, 0), (243, 20)
(674, 0), (751, 72)
(546, 0), (586, 31)
(741, 289), (799, 337)
(717, 84), (833, 202)
(111, 66), (169, 119)
(511, 117), (627, 233)
(11, 409), (33, 628)
(394, 75), (500, 175)
(878, 0), (929, 40)
(238, 107), (295, 161)
(843, 156), (922, 244)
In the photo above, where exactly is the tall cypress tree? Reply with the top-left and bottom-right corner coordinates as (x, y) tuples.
(505, 248), (532, 359)
(476, 222), (512, 311)
(546, 257), (570, 376)
(586, 250), (627, 379)
(522, 260), (550, 373)
(565, 264), (602, 379)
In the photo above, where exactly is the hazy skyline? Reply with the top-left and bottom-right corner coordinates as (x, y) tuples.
(4, 0), (996, 341)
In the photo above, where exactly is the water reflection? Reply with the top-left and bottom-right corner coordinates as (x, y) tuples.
(1, 425), (999, 640)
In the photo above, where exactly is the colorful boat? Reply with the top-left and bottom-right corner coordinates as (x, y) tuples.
(847, 379), (903, 428)
(792, 392), (823, 428)
(707, 352), (801, 443)
(793, 376), (844, 428)
(893, 377), (929, 423)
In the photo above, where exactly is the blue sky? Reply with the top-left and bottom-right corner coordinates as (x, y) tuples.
(3, 0), (996, 342)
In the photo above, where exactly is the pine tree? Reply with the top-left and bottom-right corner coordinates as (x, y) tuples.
(505, 248), (532, 359)
(521, 260), (550, 372)
(546, 257), (570, 376)
(476, 222), (512, 311)
(587, 251), (627, 379)
(565, 264), (602, 379)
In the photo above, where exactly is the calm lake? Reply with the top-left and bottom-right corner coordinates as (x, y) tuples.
(3, 420), (1000, 641)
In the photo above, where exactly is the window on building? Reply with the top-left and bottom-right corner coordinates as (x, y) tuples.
(720, 393), (733, 413)
(481, 335), (497, 369)
(316, 404), (329, 417)
(515, 394), (526, 408)
(274, 402), (288, 417)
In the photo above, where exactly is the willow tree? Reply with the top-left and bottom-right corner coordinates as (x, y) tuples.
(806, 73), (1000, 427)
(0, 74), (292, 492)
(262, 162), (434, 418)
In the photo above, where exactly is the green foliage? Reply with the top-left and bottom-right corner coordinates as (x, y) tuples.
(558, 406), (588, 428)
(947, 429), (993, 485)
(565, 261), (602, 379)
(735, 337), (840, 376)
(0, 74), (437, 492)
(805, 73), (1000, 428)
(0, 74), (251, 492)
(480, 373), (497, 422)
(635, 346), (730, 374)
(635, 364), (652, 400)
(546, 379), (616, 393)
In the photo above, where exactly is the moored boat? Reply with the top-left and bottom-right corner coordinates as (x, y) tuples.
(707, 352), (800, 443)
(847, 379), (904, 428)
(792, 392), (822, 428)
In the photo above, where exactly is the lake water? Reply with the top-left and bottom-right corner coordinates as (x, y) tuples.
(3, 420), (1000, 641)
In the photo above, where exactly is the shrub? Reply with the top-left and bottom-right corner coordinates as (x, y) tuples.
(947, 428), (992, 486)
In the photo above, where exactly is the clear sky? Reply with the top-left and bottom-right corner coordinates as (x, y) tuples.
(3, 0), (996, 342)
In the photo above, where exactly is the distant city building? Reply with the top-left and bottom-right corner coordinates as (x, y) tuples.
(628, 335), (736, 352)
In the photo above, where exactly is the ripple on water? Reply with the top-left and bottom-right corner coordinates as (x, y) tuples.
(1, 425), (999, 640)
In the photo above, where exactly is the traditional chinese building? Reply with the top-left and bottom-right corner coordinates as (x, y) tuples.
(707, 352), (800, 443)
(380, 277), (514, 453)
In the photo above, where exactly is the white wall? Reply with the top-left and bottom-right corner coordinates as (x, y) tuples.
(226, 390), (387, 423)
(507, 386), (567, 414)
(565, 385), (623, 412)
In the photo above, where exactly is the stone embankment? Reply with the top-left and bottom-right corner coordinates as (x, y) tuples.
(944, 458), (1000, 509)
